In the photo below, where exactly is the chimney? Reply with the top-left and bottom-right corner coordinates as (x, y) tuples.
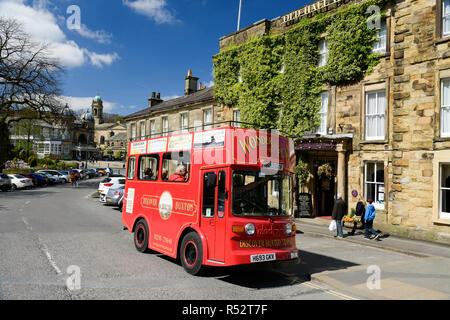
(185, 70), (199, 96)
(148, 91), (163, 108)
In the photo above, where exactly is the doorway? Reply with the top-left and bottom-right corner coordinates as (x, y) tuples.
(314, 162), (336, 217)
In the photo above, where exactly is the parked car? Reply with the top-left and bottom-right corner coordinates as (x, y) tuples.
(7, 174), (33, 190)
(37, 172), (57, 185)
(105, 185), (125, 207)
(24, 173), (47, 186)
(85, 169), (97, 179)
(0, 173), (12, 192)
(98, 177), (126, 203)
(38, 171), (64, 184)
(38, 170), (68, 183)
(58, 171), (70, 181)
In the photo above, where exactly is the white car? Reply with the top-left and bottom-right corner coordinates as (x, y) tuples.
(98, 176), (126, 203)
(7, 174), (33, 190)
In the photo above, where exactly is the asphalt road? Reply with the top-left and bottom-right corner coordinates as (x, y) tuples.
(0, 177), (449, 301)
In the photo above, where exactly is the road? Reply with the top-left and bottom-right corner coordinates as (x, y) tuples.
(0, 177), (449, 301)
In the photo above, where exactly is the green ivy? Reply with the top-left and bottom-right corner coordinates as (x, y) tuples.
(213, 0), (385, 136)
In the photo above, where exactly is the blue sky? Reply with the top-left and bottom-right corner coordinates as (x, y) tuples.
(0, 0), (310, 116)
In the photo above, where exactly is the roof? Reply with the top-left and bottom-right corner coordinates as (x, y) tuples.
(124, 86), (215, 120)
(95, 122), (126, 130)
(106, 132), (127, 142)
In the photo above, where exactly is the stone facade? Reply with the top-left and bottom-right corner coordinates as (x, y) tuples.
(218, 0), (450, 244)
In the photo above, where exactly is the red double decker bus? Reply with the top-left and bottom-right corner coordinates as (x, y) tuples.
(122, 125), (299, 275)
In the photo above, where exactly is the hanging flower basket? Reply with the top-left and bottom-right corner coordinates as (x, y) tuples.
(317, 163), (333, 178)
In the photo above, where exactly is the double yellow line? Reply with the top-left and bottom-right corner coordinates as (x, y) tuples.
(287, 276), (359, 300)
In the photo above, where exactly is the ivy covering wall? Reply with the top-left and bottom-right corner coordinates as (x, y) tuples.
(213, 0), (385, 136)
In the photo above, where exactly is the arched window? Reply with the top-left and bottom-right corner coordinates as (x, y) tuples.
(100, 136), (105, 144)
(110, 131), (115, 138)
(93, 108), (98, 116)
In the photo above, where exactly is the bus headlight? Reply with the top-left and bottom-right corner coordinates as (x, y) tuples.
(245, 223), (256, 236)
(286, 223), (293, 235)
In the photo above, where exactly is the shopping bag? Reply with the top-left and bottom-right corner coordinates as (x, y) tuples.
(328, 219), (337, 231)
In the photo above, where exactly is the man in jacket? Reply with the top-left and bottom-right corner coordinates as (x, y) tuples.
(332, 193), (347, 238)
(364, 199), (381, 240)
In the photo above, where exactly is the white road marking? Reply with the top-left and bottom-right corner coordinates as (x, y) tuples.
(21, 217), (32, 231)
(38, 236), (62, 275)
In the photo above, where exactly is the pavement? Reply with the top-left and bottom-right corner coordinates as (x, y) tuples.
(294, 217), (450, 259)
(292, 217), (450, 300)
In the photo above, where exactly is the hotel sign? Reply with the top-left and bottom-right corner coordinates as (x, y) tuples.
(282, 0), (358, 25)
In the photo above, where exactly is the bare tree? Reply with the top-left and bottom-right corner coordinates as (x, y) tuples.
(0, 17), (65, 168)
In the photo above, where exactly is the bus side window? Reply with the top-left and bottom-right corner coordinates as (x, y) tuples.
(217, 171), (226, 216)
(138, 154), (159, 181)
(203, 172), (216, 218)
(127, 157), (136, 180)
(162, 151), (191, 182)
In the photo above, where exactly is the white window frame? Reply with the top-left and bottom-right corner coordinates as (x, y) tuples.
(180, 113), (189, 133)
(233, 109), (241, 127)
(150, 119), (156, 137)
(131, 123), (137, 140)
(365, 90), (386, 141)
(316, 92), (328, 135)
(444, 0), (450, 37)
(203, 109), (213, 130)
(372, 20), (387, 54)
(441, 78), (450, 137)
(440, 163), (450, 220)
(318, 39), (328, 67)
(140, 121), (146, 139)
(364, 162), (385, 210)
(162, 117), (169, 135)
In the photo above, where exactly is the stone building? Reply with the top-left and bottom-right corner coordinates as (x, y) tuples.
(217, 0), (450, 244)
(124, 71), (238, 142)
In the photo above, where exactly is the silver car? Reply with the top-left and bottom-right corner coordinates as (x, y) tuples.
(105, 185), (125, 207)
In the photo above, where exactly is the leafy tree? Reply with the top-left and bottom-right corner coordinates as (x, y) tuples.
(0, 18), (65, 169)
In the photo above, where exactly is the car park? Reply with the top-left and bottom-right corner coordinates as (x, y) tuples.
(0, 174), (12, 192)
(7, 174), (33, 190)
(105, 185), (125, 207)
(38, 170), (68, 183)
(98, 176), (125, 203)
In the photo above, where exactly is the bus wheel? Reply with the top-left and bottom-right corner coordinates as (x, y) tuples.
(180, 232), (203, 275)
(134, 220), (149, 253)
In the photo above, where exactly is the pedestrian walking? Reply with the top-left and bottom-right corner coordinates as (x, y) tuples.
(331, 193), (347, 238)
(348, 196), (366, 235)
(364, 199), (381, 240)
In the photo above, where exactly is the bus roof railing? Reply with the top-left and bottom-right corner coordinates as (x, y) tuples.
(129, 121), (284, 142)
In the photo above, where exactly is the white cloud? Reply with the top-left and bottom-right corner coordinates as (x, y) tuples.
(84, 51), (120, 68)
(74, 24), (113, 44)
(123, 0), (178, 24)
(0, 0), (118, 68)
(59, 96), (116, 113)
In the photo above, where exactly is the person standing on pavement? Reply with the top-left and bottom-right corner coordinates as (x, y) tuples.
(331, 193), (347, 238)
(364, 199), (381, 240)
(348, 196), (366, 235)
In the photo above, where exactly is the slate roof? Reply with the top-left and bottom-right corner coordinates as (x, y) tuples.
(106, 132), (127, 142)
(124, 86), (215, 120)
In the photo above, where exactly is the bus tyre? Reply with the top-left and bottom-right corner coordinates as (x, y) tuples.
(180, 232), (203, 275)
(134, 220), (149, 253)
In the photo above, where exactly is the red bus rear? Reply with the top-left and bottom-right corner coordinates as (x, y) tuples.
(122, 126), (299, 275)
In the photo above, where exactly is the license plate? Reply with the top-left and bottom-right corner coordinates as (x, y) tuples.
(250, 253), (276, 263)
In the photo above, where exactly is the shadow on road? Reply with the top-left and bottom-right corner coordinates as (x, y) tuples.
(216, 250), (358, 289)
(154, 249), (359, 289)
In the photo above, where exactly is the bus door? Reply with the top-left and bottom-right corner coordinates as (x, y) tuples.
(201, 169), (228, 263)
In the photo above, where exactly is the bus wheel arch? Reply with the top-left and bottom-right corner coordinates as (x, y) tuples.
(133, 217), (150, 253)
(178, 229), (205, 275)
